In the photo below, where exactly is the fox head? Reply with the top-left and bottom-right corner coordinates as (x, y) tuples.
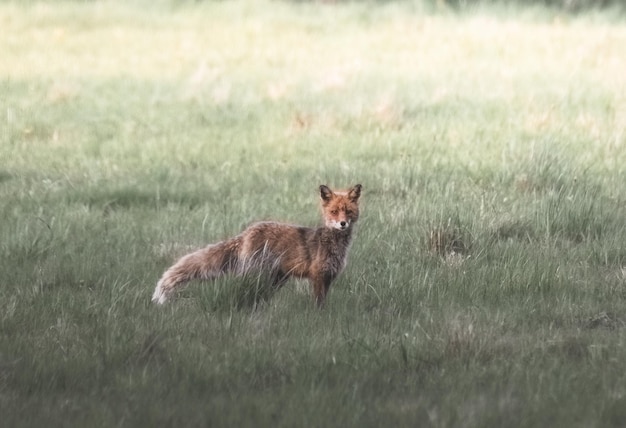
(319, 184), (362, 231)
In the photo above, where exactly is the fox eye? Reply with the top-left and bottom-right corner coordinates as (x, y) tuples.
(345, 210), (353, 216)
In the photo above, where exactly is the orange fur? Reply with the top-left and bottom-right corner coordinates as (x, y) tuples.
(152, 184), (362, 307)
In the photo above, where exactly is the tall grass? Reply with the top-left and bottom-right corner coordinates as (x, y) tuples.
(1, 1), (625, 427)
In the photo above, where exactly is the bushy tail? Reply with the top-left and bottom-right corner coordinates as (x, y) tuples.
(152, 237), (241, 304)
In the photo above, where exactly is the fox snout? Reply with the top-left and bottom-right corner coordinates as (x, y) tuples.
(326, 218), (352, 230)
(325, 218), (351, 230)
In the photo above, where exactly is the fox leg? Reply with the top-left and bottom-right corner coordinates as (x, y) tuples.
(311, 273), (333, 308)
(270, 271), (289, 289)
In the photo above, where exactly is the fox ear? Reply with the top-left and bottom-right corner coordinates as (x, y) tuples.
(348, 184), (362, 201)
(320, 185), (333, 203)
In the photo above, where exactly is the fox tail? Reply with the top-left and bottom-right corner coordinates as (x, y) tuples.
(152, 237), (241, 304)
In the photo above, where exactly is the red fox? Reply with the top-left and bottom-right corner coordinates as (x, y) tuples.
(152, 184), (362, 307)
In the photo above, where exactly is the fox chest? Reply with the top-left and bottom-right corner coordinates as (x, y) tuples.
(313, 244), (350, 278)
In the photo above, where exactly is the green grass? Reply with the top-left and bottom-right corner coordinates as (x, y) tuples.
(1, 1), (626, 427)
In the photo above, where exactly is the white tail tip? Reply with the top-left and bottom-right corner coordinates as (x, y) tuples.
(151, 283), (168, 305)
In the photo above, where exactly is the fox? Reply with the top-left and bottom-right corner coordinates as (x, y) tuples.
(152, 184), (362, 307)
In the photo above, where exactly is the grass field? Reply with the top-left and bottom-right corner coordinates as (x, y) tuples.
(1, 1), (625, 426)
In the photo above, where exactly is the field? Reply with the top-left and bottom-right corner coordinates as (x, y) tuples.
(1, 1), (625, 426)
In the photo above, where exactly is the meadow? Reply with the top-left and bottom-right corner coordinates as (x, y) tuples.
(1, 1), (625, 426)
